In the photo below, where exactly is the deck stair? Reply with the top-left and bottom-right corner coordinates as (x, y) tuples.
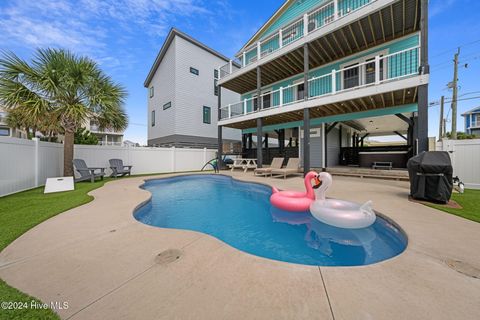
(324, 167), (409, 181)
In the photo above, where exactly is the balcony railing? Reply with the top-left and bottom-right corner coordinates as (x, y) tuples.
(218, 0), (376, 79)
(470, 121), (479, 128)
(90, 125), (122, 134)
(219, 46), (420, 120)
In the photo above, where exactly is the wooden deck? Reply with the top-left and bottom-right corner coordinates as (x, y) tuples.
(323, 166), (409, 181)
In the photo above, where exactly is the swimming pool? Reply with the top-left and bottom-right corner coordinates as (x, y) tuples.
(134, 175), (407, 266)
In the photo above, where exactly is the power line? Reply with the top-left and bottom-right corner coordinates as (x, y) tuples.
(430, 37), (480, 59)
(429, 95), (480, 106)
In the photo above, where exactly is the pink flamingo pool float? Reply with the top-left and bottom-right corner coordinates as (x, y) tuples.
(270, 171), (321, 212)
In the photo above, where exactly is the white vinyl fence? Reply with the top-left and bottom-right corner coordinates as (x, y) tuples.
(436, 139), (480, 189)
(0, 137), (217, 197)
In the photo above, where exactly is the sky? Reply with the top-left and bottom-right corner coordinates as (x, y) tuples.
(1, 0), (480, 144)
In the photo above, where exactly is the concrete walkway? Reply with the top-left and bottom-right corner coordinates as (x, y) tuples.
(1, 172), (479, 319)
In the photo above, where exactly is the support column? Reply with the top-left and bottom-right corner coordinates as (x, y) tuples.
(256, 118), (263, 168)
(265, 133), (269, 164)
(417, 0), (429, 153)
(217, 85), (223, 169)
(303, 109), (310, 174)
(303, 43), (310, 175)
(256, 66), (262, 111)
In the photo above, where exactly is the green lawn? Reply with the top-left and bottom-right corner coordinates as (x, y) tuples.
(0, 171), (204, 319)
(0, 179), (108, 320)
(428, 189), (480, 223)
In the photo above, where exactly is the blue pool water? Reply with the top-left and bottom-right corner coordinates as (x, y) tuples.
(134, 175), (407, 266)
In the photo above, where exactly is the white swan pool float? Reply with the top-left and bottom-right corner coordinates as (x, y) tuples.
(309, 172), (376, 229)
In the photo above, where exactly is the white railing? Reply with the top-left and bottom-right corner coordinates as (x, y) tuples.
(471, 121), (479, 128)
(219, 46), (420, 120)
(90, 125), (123, 134)
(218, 0), (376, 78)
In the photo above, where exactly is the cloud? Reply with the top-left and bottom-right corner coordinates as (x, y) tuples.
(0, 0), (215, 55)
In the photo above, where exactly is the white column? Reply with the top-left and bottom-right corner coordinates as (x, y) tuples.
(33, 137), (39, 185)
(375, 55), (380, 84)
(228, 104), (232, 118)
(334, 0), (339, 19)
(279, 87), (283, 106)
(242, 52), (246, 67)
(279, 29), (283, 48)
(331, 70), (336, 94)
(303, 14), (308, 35)
(171, 146), (176, 172)
(257, 42), (261, 60)
(229, 60), (233, 73)
(217, 67), (221, 78)
(203, 147), (207, 165)
(243, 99), (247, 114)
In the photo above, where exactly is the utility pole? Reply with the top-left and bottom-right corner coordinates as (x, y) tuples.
(451, 47), (460, 139)
(439, 95), (444, 140)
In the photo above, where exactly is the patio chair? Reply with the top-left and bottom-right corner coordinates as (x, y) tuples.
(109, 159), (133, 178)
(254, 157), (284, 177)
(271, 157), (300, 179)
(73, 159), (106, 183)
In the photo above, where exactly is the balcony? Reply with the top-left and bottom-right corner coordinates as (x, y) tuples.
(89, 125), (123, 135)
(218, 0), (376, 79)
(219, 46), (419, 121)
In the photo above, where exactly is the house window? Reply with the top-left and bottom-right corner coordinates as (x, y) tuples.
(365, 57), (384, 84)
(163, 101), (171, 110)
(0, 127), (10, 136)
(262, 92), (271, 109)
(151, 110), (155, 127)
(297, 83), (305, 100)
(214, 69), (219, 96)
(343, 63), (359, 89)
(149, 87), (154, 98)
(203, 106), (211, 124)
(190, 67), (199, 75)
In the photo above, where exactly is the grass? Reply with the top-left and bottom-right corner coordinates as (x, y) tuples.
(0, 171), (204, 319)
(427, 189), (480, 223)
(0, 179), (108, 320)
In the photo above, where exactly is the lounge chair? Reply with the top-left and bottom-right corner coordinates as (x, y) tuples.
(271, 157), (300, 179)
(73, 159), (106, 183)
(109, 159), (132, 178)
(254, 157), (284, 177)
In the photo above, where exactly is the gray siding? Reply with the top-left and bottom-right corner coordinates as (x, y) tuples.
(147, 35), (240, 146)
(147, 38), (176, 142)
(301, 125), (344, 168)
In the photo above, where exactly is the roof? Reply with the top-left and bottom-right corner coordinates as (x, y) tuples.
(236, 0), (294, 55)
(144, 28), (233, 87)
(461, 106), (480, 116)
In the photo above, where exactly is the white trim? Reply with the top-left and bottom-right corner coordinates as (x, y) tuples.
(222, 0), (401, 83)
(339, 49), (388, 90)
(218, 74), (428, 126)
(233, 31), (420, 97)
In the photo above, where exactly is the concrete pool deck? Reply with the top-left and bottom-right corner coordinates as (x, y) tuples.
(1, 171), (479, 319)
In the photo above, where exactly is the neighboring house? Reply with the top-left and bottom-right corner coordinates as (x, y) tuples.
(216, 0), (429, 171)
(85, 119), (124, 145)
(0, 107), (124, 144)
(462, 107), (480, 136)
(144, 28), (241, 148)
(0, 107), (12, 137)
(0, 107), (27, 138)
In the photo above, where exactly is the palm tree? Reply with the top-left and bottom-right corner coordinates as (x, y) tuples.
(0, 48), (128, 176)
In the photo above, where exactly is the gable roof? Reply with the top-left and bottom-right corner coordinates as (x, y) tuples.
(461, 106), (480, 116)
(236, 0), (297, 55)
(144, 28), (232, 87)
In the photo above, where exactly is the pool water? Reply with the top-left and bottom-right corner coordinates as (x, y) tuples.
(134, 175), (407, 266)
